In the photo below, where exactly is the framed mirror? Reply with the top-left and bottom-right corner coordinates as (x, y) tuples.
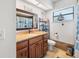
(16, 8), (38, 30)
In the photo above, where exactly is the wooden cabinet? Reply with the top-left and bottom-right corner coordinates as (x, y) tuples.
(36, 40), (43, 58)
(43, 46), (48, 55)
(29, 44), (36, 58)
(43, 34), (48, 56)
(17, 47), (28, 58)
(16, 34), (48, 58)
(16, 40), (28, 50)
(29, 36), (43, 58)
(16, 40), (28, 58)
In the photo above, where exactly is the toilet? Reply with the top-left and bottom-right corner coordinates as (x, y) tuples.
(48, 40), (56, 51)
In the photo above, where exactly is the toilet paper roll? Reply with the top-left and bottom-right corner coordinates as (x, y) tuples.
(54, 34), (58, 37)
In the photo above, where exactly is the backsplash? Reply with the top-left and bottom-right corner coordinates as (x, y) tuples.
(16, 30), (28, 34)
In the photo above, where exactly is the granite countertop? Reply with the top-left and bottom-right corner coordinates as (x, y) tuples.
(16, 31), (48, 42)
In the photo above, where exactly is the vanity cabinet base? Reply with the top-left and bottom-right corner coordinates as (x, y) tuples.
(16, 34), (48, 58)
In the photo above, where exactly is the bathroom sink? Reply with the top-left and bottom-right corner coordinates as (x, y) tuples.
(26, 33), (37, 38)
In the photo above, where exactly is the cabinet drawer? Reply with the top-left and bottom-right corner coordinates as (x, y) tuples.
(17, 40), (28, 50)
(44, 34), (48, 39)
(29, 36), (42, 45)
(17, 47), (28, 58)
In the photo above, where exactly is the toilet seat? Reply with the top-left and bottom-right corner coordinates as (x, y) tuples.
(48, 40), (56, 45)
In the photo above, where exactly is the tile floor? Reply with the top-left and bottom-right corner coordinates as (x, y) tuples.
(44, 47), (73, 58)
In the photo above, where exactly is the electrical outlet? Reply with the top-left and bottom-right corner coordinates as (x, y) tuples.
(0, 29), (4, 40)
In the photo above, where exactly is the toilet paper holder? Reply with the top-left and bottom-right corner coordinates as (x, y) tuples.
(54, 33), (59, 39)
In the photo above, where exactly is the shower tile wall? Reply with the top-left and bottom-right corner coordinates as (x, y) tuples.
(75, 5), (79, 58)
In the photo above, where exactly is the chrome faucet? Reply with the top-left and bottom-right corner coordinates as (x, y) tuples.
(28, 29), (31, 34)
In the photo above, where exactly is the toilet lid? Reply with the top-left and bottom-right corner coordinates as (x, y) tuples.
(48, 40), (56, 45)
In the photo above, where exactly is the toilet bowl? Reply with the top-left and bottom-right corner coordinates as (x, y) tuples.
(48, 40), (56, 51)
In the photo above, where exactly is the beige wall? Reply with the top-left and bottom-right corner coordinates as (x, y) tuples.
(16, 0), (45, 18)
(46, 0), (77, 45)
(0, 0), (16, 58)
(54, 0), (77, 9)
(16, 0), (46, 33)
(16, 0), (77, 44)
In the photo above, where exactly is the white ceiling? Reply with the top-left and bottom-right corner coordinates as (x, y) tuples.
(36, 0), (53, 10)
(52, 0), (60, 2)
(24, 0), (60, 11)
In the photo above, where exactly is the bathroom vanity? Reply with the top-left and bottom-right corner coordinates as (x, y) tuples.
(16, 8), (48, 58)
(16, 31), (48, 58)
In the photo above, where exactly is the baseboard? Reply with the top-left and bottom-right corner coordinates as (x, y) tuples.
(53, 40), (74, 51)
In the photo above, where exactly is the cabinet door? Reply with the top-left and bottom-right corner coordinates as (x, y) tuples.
(43, 40), (48, 55)
(44, 39), (48, 47)
(36, 40), (43, 58)
(43, 46), (48, 55)
(29, 44), (36, 58)
(43, 34), (48, 56)
(17, 47), (28, 58)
